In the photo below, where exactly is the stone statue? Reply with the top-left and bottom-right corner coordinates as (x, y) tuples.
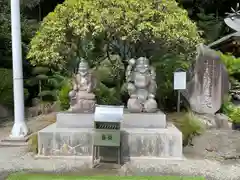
(126, 57), (158, 113)
(68, 59), (96, 113)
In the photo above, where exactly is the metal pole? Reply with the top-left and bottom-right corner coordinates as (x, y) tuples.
(177, 90), (181, 113)
(10, 0), (28, 138)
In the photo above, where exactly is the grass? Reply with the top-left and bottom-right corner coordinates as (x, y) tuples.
(173, 112), (205, 146)
(7, 173), (205, 180)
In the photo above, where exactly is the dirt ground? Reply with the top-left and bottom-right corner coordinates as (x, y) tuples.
(0, 113), (56, 139)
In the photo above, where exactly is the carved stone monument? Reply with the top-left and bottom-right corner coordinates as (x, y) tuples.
(68, 59), (96, 113)
(182, 44), (229, 127)
(126, 57), (158, 113)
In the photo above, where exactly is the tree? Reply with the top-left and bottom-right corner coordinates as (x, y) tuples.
(27, 0), (203, 109)
(0, 0), (39, 69)
(28, 0), (202, 68)
(177, 0), (240, 43)
(0, 68), (29, 107)
(26, 66), (66, 102)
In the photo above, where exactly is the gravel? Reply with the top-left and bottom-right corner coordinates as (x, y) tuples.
(184, 130), (240, 161)
(121, 158), (240, 180)
(1, 146), (240, 180)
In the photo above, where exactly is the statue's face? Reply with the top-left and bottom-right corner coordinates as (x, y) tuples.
(78, 65), (88, 76)
(135, 63), (149, 73)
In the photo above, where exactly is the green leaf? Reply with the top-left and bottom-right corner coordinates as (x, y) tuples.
(32, 67), (49, 75)
(35, 74), (48, 80)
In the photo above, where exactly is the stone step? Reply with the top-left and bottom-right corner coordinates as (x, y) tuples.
(0, 134), (31, 147)
(56, 111), (166, 129)
(37, 123), (182, 160)
(0, 141), (28, 147)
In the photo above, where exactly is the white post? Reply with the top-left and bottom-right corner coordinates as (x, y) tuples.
(10, 0), (28, 138)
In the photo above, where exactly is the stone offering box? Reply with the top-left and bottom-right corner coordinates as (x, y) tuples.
(38, 108), (183, 161)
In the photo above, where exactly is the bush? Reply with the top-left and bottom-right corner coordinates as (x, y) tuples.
(229, 108), (240, 123)
(0, 68), (13, 106)
(94, 82), (123, 105)
(219, 53), (240, 76)
(221, 98), (235, 117)
(174, 112), (205, 146)
(58, 80), (71, 110)
(221, 96), (240, 123)
(0, 68), (29, 107)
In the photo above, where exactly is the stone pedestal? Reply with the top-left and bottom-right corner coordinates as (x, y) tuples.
(38, 123), (182, 159)
(56, 111), (166, 129)
(38, 111), (182, 160)
(0, 135), (30, 146)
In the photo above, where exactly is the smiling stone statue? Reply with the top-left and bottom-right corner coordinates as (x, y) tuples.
(126, 57), (158, 113)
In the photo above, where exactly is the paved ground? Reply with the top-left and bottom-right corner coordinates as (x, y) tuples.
(1, 113), (240, 180)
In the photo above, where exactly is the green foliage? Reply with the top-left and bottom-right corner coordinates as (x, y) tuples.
(174, 112), (205, 146)
(24, 88), (30, 100)
(221, 98), (235, 116)
(219, 53), (240, 76)
(32, 66), (49, 75)
(153, 53), (189, 109)
(28, 133), (38, 154)
(26, 66), (66, 102)
(0, 68), (13, 106)
(0, 68), (29, 107)
(20, 0), (42, 8)
(94, 82), (122, 105)
(27, 0), (202, 69)
(229, 108), (240, 123)
(177, 0), (238, 44)
(222, 96), (240, 123)
(221, 96), (240, 123)
(27, 0), (202, 109)
(93, 54), (125, 104)
(219, 53), (240, 102)
(94, 55), (124, 86)
(196, 9), (224, 42)
(58, 80), (71, 110)
(38, 90), (57, 101)
(0, 0), (39, 68)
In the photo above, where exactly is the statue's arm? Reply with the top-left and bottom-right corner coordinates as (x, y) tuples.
(126, 58), (136, 82)
(149, 67), (157, 96)
(150, 67), (156, 80)
(126, 65), (133, 82)
(73, 76), (78, 91)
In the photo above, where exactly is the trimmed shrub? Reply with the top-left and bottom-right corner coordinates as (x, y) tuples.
(58, 80), (71, 110)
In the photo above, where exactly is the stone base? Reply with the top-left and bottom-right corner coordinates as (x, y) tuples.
(0, 134), (30, 146)
(38, 123), (182, 160)
(121, 124), (182, 159)
(56, 111), (166, 129)
(56, 112), (93, 128)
